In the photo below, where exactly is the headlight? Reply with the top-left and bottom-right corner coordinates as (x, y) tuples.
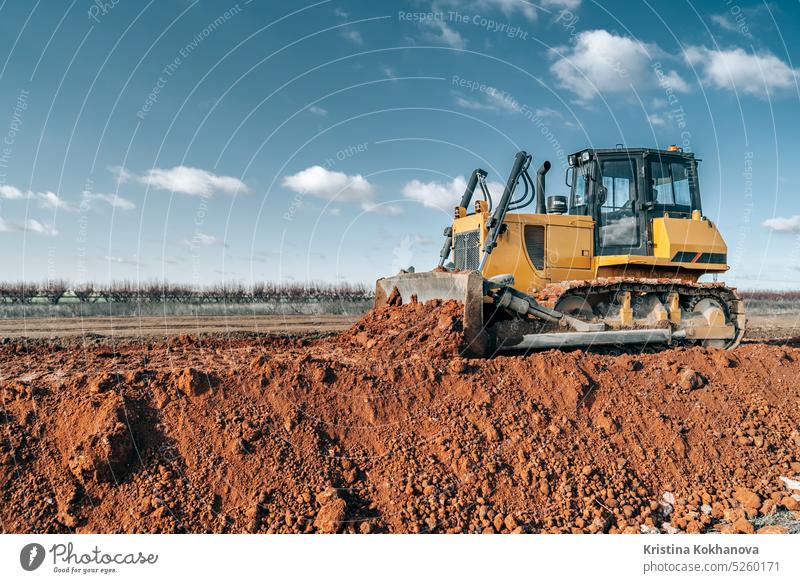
(581, 151), (591, 162)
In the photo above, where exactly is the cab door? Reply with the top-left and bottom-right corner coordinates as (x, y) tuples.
(593, 155), (648, 256)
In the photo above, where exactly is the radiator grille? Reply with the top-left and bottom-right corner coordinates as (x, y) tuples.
(525, 225), (545, 270)
(453, 230), (481, 270)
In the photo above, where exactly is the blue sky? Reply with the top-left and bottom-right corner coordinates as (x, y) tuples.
(0, 0), (799, 289)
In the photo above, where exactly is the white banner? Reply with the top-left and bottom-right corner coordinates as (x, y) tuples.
(1, 534), (797, 582)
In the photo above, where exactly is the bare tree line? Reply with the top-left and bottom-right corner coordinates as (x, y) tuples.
(0, 280), (374, 305)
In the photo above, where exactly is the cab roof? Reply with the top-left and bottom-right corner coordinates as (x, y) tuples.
(569, 146), (697, 159)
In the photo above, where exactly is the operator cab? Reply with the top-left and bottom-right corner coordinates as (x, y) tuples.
(567, 146), (702, 257)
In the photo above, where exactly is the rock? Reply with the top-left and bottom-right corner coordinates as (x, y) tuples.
(700, 504), (712, 515)
(780, 496), (799, 511)
(313, 366), (336, 384)
(596, 411), (618, 434)
(640, 524), (659, 534)
(359, 521), (372, 534)
(659, 492), (675, 517)
(661, 522), (680, 534)
(89, 372), (119, 394)
(484, 424), (501, 442)
(343, 468), (358, 484)
(56, 509), (79, 528)
(504, 514), (518, 531)
(437, 314), (458, 332)
(732, 516), (755, 534)
(177, 367), (209, 397)
(686, 521), (702, 533)
(723, 507), (746, 524)
(757, 525), (788, 534)
(733, 488), (762, 509)
(317, 487), (340, 505)
(314, 499), (347, 533)
(779, 476), (800, 491)
(493, 514), (505, 532)
(679, 369), (706, 391)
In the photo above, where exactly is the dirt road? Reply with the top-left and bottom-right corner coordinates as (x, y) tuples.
(0, 314), (359, 339)
(0, 312), (796, 340)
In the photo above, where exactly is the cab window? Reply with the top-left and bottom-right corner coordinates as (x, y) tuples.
(649, 158), (693, 208)
(598, 159), (639, 248)
(569, 165), (589, 214)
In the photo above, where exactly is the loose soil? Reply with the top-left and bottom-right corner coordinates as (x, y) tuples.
(1, 300), (799, 534)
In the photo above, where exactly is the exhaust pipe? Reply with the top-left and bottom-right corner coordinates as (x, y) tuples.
(535, 160), (551, 214)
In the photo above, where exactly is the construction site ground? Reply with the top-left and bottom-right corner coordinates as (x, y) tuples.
(1, 302), (799, 534)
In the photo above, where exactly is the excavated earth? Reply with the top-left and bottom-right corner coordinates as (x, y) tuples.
(1, 300), (800, 534)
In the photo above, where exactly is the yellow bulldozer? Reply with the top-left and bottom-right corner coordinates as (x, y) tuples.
(376, 146), (745, 356)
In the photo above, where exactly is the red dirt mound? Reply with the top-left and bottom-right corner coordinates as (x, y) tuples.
(1, 302), (799, 534)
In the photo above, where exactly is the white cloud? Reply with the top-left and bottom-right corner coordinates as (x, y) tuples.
(762, 215), (800, 233)
(0, 216), (58, 236)
(402, 175), (505, 211)
(0, 185), (75, 211)
(37, 191), (73, 210)
(485, 88), (520, 113)
(81, 191), (136, 210)
(104, 254), (141, 266)
(437, 0), (580, 21)
(685, 46), (798, 97)
(308, 105), (328, 116)
(185, 231), (228, 247)
(421, 18), (465, 49)
(710, 14), (739, 33)
(647, 113), (668, 126)
(469, 0), (537, 20)
(454, 87), (520, 114)
(341, 29), (363, 45)
(658, 69), (691, 93)
(109, 165), (134, 183)
(282, 165), (375, 203)
(542, 0), (581, 8)
(116, 165), (249, 197)
(455, 95), (494, 111)
(0, 185), (25, 199)
(282, 165), (403, 215)
(550, 29), (690, 101)
(361, 202), (403, 216)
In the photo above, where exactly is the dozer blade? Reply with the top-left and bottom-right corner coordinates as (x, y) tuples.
(375, 271), (683, 356)
(374, 270), (489, 357)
